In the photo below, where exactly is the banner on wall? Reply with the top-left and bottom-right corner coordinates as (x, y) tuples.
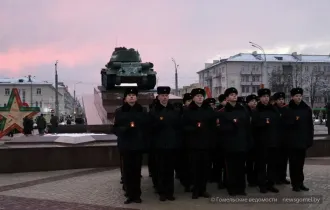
(204, 86), (212, 98)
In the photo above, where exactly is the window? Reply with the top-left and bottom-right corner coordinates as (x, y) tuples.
(4, 103), (7, 107)
(36, 88), (41, 95)
(40, 101), (42, 107)
(242, 86), (249, 93)
(304, 66), (309, 72)
(36, 101), (39, 107)
(22, 89), (26, 103)
(252, 86), (258, 93)
(5, 89), (10, 95)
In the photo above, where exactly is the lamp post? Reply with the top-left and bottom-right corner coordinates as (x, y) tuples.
(55, 60), (59, 117)
(73, 81), (81, 120)
(171, 58), (179, 95)
(249, 41), (268, 88)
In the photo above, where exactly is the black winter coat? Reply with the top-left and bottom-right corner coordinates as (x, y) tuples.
(149, 102), (181, 149)
(274, 103), (290, 146)
(217, 103), (253, 153)
(252, 103), (281, 148)
(282, 100), (314, 149)
(112, 103), (149, 151)
(182, 101), (217, 149)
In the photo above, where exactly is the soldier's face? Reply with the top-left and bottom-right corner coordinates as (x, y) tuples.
(260, 95), (269, 104)
(185, 100), (192, 106)
(193, 94), (204, 104)
(227, 93), (237, 102)
(158, 94), (169, 105)
(248, 99), (257, 109)
(126, 94), (137, 103)
(276, 98), (285, 106)
(292, 94), (302, 104)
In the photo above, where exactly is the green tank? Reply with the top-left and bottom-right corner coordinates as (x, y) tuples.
(101, 47), (157, 90)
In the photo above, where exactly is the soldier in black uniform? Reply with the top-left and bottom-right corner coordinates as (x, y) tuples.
(203, 98), (217, 110)
(179, 93), (193, 192)
(217, 94), (227, 110)
(112, 87), (149, 204)
(218, 87), (252, 196)
(282, 88), (313, 192)
(182, 88), (216, 199)
(245, 94), (258, 187)
(148, 97), (159, 180)
(252, 88), (280, 193)
(273, 92), (291, 185)
(203, 98), (221, 185)
(183, 93), (193, 106)
(149, 86), (181, 201)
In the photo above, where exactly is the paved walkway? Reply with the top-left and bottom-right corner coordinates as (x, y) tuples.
(0, 158), (329, 210)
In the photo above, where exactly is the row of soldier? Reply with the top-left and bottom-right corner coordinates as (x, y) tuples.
(113, 86), (313, 204)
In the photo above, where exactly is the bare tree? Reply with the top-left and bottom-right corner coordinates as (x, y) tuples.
(303, 66), (329, 108)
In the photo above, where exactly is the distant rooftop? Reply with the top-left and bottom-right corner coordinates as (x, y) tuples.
(199, 52), (330, 73)
(0, 77), (52, 85)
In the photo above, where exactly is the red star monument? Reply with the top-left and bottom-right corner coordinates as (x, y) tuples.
(0, 88), (40, 139)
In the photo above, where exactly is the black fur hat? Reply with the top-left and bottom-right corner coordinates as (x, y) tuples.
(290, 87), (303, 96)
(157, 86), (171, 94)
(191, 88), (205, 97)
(246, 94), (257, 103)
(183, 93), (192, 103)
(224, 87), (238, 97)
(204, 98), (216, 104)
(124, 87), (138, 97)
(273, 92), (285, 100)
(257, 88), (271, 97)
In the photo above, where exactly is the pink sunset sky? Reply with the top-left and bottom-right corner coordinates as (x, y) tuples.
(1, 0), (330, 95)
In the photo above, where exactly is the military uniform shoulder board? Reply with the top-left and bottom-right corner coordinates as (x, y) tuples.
(218, 107), (225, 112)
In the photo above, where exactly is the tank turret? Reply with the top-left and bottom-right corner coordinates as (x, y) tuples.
(101, 47), (156, 90)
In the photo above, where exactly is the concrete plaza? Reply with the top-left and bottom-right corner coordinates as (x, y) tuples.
(0, 158), (329, 210)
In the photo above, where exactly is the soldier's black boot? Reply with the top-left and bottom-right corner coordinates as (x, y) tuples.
(282, 179), (291, 184)
(259, 186), (267, 193)
(159, 195), (167, 201)
(200, 192), (211, 198)
(267, 186), (279, 193)
(124, 198), (133, 204)
(217, 182), (225, 189)
(133, 198), (142, 203)
(166, 195), (176, 201)
(192, 191), (199, 199)
(300, 185), (309, 191)
(292, 186), (301, 192)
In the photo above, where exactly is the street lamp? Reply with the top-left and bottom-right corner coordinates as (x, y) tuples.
(249, 41), (268, 88)
(73, 81), (81, 120)
(171, 58), (179, 95)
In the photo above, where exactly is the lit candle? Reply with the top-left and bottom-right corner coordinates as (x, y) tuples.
(197, 122), (201, 127)
(130, 121), (135, 127)
(160, 116), (163, 120)
(266, 118), (270, 124)
(296, 116), (300, 120)
(233, 119), (237, 123)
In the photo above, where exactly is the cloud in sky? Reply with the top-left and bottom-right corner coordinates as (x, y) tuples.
(1, 0), (330, 94)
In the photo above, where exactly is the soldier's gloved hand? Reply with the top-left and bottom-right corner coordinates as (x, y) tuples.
(232, 118), (239, 126)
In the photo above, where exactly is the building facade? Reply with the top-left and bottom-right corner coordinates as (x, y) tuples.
(197, 52), (330, 107)
(171, 83), (202, 97)
(0, 77), (74, 116)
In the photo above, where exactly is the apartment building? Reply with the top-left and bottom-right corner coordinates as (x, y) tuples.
(197, 52), (330, 107)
